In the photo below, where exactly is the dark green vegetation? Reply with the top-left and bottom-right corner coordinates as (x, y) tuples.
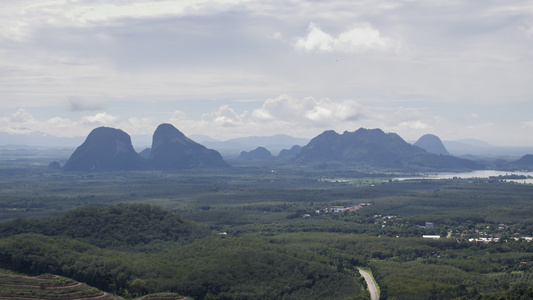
(292, 128), (482, 171)
(0, 203), (210, 250)
(138, 293), (187, 300)
(1, 164), (533, 299)
(0, 233), (360, 299)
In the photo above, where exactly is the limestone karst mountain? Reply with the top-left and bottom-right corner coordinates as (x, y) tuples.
(148, 123), (228, 169)
(291, 128), (483, 171)
(63, 127), (145, 171)
(238, 147), (273, 161)
(277, 145), (302, 161)
(64, 124), (228, 171)
(414, 134), (450, 155)
(138, 147), (151, 159)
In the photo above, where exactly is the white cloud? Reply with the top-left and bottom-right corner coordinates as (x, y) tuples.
(294, 23), (396, 53)
(251, 94), (312, 120)
(8, 108), (35, 123)
(295, 23), (335, 52)
(0, 109), (158, 138)
(397, 120), (429, 130)
(249, 95), (366, 125)
(170, 110), (187, 121)
(0, 109), (36, 134)
(80, 112), (118, 126)
(202, 105), (244, 127)
(122, 117), (157, 135)
(149, 95), (372, 139)
(303, 99), (365, 124)
(305, 106), (332, 122)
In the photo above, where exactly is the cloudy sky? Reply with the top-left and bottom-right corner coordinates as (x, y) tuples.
(1, 0), (533, 146)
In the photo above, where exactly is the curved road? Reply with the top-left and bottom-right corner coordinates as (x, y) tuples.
(359, 269), (379, 300)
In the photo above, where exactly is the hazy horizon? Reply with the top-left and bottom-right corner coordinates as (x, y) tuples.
(3, 128), (533, 156)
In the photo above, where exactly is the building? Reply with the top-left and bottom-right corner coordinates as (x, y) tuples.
(423, 235), (441, 239)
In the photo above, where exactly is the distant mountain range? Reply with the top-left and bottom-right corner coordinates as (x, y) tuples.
(60, 126), (487, 171)
(442, 140), (533, 159)
(193, 134), (310, 157)
(291, 128), (482, 171)
(234, 145), (303, 165)
(0, 131), (85, 149)
(3, 128), (533, 168)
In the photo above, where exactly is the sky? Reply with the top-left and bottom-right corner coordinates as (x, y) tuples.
(1, 0), (533, 146)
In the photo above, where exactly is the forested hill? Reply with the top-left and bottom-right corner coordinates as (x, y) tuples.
(0, 203), (210, 250)
(0, 203), (364, 299)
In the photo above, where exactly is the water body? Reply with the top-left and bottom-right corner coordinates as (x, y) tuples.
(396, 170), (533, 184)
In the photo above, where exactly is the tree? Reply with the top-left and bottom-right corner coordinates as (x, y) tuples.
(131, 278), (147, 296)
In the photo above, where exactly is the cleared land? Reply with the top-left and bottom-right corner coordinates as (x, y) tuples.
(0, 270), (114, 300)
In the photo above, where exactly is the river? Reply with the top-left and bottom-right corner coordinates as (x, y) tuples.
(395, 170), (533, 184)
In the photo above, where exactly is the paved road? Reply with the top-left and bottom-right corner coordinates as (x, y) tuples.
(359, 269), (379, 300)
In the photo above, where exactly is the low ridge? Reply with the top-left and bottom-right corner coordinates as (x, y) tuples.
(506, 154), (533, 170)
(238, 146), (273, 161)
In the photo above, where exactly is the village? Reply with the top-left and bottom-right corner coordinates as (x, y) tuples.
(308, 203), (533, 244)
(317, 203), (373, 213)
